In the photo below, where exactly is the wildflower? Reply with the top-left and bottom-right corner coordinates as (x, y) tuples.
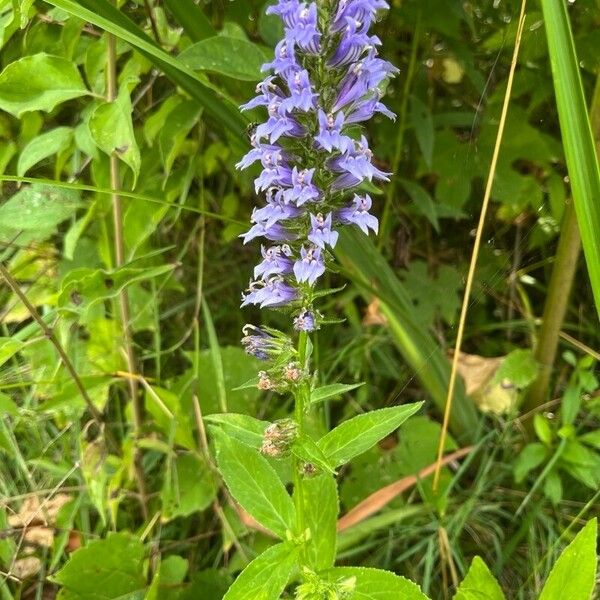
(238, 0), (396, 334)
(260, 418), (299, 457)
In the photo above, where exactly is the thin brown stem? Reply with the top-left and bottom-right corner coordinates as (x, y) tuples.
(432, 0), (527, 491)
(107, 24), (148, 518)
(0, 263), (106, 433)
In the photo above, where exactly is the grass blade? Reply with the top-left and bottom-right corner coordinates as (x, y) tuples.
(540, 0), (600, 319)
(163, 0), (216, 42)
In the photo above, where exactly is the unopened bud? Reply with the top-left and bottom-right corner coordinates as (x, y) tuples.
(260, 418), (298, 458)
(284, 362), (302, 382)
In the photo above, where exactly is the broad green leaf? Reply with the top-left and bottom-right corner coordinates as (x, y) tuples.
(0, 53), (88, 117)
(213, 428), (296, 538)
(317, 403), (422, 468)
(158, 100), (202, 177)
(321, 567), (429, 600)
(310, 382), (364, 405)
(301, 474), (338, 571)
(161, 453), (217, 521)
(292, 434), (335, 475)
(89, 85), (141, 184)
(538, 519), (597, 600)
(514, 443), (547, 483)
(179, 36), (267, 81)
(0, 338), (24, 368)
(17, 126), (72, 176)
(146, 556), (188, 600)
(223, 542), (299, 600)
(398, 178), (439, 232)
(0, 184), (80, 231)
(454, 557), (506, 600)
(57, 264), (174, 315)
(0, 392), (18, 417)
(45, 0), (248, 143)
(493, 349), (538, 388)
(204, 413), (268, 448)
(52, 532), (146, 599)
(410, 95), (434, 168)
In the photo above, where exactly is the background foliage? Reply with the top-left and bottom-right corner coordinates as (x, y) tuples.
(0, 0), (599, 598)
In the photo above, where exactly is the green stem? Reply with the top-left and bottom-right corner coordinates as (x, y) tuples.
(293, 330), (310, 553)
(524, 74), (600, 414)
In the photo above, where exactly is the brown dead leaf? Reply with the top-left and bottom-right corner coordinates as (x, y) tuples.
(363, 297), (388, 326)
(337, 446), (473, 532)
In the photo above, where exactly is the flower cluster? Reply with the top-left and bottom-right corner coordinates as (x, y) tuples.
(238, 0), (397, 357)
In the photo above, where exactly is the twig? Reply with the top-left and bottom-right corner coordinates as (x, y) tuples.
(106, 20), (148, 519)
(0, 264), (105, 430)
(432, 0), (527, 491)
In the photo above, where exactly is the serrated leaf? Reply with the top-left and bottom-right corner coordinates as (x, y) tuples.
(321, 567), (429, 599)
(292, 434), (336, 474)
(310, 382), (364, 405)
(89, 85), (140, 184)
(538, 519), (597, 600)
(204, 414), (268, 449)
(223, 542), (298, 600)
(213, 428), (296, 538)
(179, 36), (267, 81)
(454, 556), (506, 600)
(17, 126), (72, 176)
(301, 474), (338, 571)
(0, 53), (89, 116)
(317, 403), (422, 468)
(52, 532), (146, 599)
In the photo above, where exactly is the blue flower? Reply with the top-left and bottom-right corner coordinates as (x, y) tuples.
(241, 276), (298, 308)
(283, 167), (320, 205)
(254, 244), (295, 279)
(337, 194), (379, 235)
(308, 213), (339, 248)
(315, 110), (353, 153)
(293, 246), (326, 285)
(293, 309), (317, 331)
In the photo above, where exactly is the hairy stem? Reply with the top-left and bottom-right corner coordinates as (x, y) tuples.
(107, 26), (148, 518)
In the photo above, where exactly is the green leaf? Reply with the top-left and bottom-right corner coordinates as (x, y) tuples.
(0, 53), (88, 117)
(223, 542), (299, 600)
(301, 474), (338, 571)
(533, 414), (553, 446)
(45, 0), (247, 143)
(0, 392), (18, 417)
(514, 443), (547, 483)
(410, 95), (434, 168)
(163, 0), (215, 42)
(543, 470), (563, 505)
(0, 338), (25, 368)
(540, 0), (600, 319)
(57, 264), (174, 315)
(538, 519), (597, 600)
(310, 382), (364, 405)
(292, 434), (336, 475)
(580, 430), (600, 450)
(398, 178), (439, 232)
(158, 100), (202, 177)
(493, 349), (538, 388)
(89, 85), (141, 184)
(0, 184), (80, 231)
(213, 428), (296, 538)
(17, 126), (72, 176)
(146, 556), (188, 600)
(453, 556), (506, 600)
(52, 532), (146, 599)
(204, 413), (268, 448)
(161, 453), (217, 521)
(320, 567), (429, 600)
(317, 403), (423, 468)
(179, 36), (268, 81)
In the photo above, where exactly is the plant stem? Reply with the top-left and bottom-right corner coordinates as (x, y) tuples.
(524, 73), (600, 414)
(293, 330), (310, 550)
(524, 202), (580, 413)
(107, 25), (148, 518)
(0, 263), (118, 452)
